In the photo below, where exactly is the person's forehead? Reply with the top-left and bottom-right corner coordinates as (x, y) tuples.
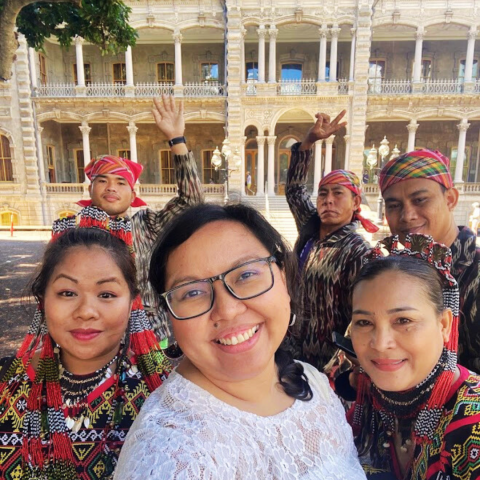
(94, 173), (128, 182)
(383, 178), (443, 199)
(319, 183), (349, 192)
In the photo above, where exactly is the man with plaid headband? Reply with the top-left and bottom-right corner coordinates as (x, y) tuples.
(380, 149), (480, 372)
(285, 111), (377, 372)
(75, 96), (204, 343)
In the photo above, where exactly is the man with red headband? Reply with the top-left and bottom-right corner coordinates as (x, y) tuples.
(76, 96), (204, 343)
(380, 149), (480, 372)
(286, 111), (377, 371)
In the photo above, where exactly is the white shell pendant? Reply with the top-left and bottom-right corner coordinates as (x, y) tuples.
(83, 416), (90, 428)
(65, 416), (75, 430)
(72, 415), (84, 433)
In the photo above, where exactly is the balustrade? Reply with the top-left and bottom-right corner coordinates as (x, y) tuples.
(338, 78), (349, 94)
(183, 82), (225, 97)
(135, 83), (174, 97)
(277, 79), (317, 96)
(45, 183), (84, 194)
(35, 84), (76, 97)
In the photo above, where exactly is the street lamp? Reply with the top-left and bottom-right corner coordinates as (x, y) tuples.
(211, 138), (241, 203)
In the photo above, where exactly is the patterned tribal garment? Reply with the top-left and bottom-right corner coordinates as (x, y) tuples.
(130, 152), (204, 341)
(286, 142), (371, 371)
(450, 226), (480, 374)
(0, 358), (167, 480)
(362, 366), (480, 480)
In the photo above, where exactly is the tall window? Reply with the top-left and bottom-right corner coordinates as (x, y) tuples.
(412, 59), (432, 80)
(159, 149), (175, 183)
(0, 212), (18, 226)
(202, 150), (218, 183)
(278, 137), (298, 193)
(113, 63), (127, 84)
(245, 139), (258, 195)
(0, 135), (13, 182)
(117, 150), (131, 159)
(39, 54), (47, 85)
(325, 61), (340, 81)
(157, 63), (175, 83)
(74, 149), (85, 182)
(46, 145), (56, 183)
(281, 63), (302, 81)
(368, 59), (386, 93)
(459, 59), (479, 81)
(73, 63), (92, 85)
(246, 62), (258, 81)
(201, 63), (219, 82)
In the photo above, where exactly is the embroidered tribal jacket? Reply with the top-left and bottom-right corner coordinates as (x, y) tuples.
(131, 152), (204, 341)
(451, 226), (480, 373)
(285, 142), (371, 371)
(361, 366), (480, 480)
(0, 358), (168, 480)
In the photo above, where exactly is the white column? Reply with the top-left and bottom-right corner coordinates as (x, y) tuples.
(318, 25), (328, 82)
(256, 136), (266, 194)
(240, 136), (247, 194)
(313, 140), (323, 191)
(28, 47), (38, 89)
(267, 136), (276, 195)
(455, 119), (470, 183)
(257, 25), (266, 83)
(127, 122), (138, 163)
(413, 27), (425, 83)
(324, 136), (335, 175)
(125, 46), (134, 87)
(268, 26), (278, 83)
(79, 122), (91, 183)
(329, 25), (340, 82)
(344, 134), (351, 170)
(349, 28), (356, 81)
(407, 120), (419, 151)
(75, 36), (85, 87)
(465, 28), (478, 83)
(173, 31), (183, 85)
(241, 28), (246, 83)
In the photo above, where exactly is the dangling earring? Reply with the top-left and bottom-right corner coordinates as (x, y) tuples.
(161, 338), (183, 360)
(289, 313), (297, 327)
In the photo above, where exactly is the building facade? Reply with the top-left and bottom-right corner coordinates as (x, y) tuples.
(0, 0), (479, 226)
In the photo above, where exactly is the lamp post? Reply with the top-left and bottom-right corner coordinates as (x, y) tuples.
(211, 138), (241, 204)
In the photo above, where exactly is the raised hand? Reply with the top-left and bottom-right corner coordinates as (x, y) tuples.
(152, 95), (185, 140)
(300, 110), (347, 151)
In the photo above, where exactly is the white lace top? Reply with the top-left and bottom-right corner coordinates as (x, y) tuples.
(114, 362), (366, 480)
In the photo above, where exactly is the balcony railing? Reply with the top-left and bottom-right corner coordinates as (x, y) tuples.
(277, 79), (317, 96)
(423, 79), (463, 94)
(338, 78), (349, 94)
(36, 83), (76, 97)
(135, 83), (175, 97)
(245, 79), (257, 96)
(183, 82), (226, 97)
(474, 79), (480, 93)
(368, 79), (412, 95)
(367, 79), (466, 95)
(45, 183), (85, 194)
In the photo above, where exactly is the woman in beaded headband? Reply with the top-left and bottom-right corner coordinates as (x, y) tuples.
(0, 227), (171, 480)
(348, 234), (480, 480)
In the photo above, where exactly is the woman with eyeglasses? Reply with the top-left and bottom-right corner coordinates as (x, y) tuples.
(114, 203), (366, 480)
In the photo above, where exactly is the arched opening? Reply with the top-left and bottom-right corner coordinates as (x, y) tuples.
(277, 136), (299, 195)
(0, 211), (19, 226)
(0, 134), (13, 182)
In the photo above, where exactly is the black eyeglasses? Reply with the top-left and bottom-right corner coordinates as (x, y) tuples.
(161, 256), (277, 320)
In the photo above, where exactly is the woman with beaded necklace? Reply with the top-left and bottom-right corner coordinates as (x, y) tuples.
(349, 234), (480, 480)
(0, 226), (171, 480)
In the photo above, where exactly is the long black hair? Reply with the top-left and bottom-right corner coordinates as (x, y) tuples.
(149, 202), (312, 401)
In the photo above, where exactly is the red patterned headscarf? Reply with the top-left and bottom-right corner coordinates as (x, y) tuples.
(78, 155), (147, 208)
(379, 149), (453, 195)
(319, 170), (379, 233)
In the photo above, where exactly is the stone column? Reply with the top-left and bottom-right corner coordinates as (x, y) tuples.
(349, 28), (356, 81)
(464, 28), (478, 92)
(413, 27), (425, 84)
(313, 140), (323, 191)
(407, 120), (419, 152)
(455, 119), (470, 183)
(75, 36), (85, 87)
(173, 31), (183, 85)
(257, 25), (266, 83)
(125, 46), (134, 96)
(240, 28), (246, 84)
(318, 25), (328, 82)
(28, 47), (38, 89)
(324, 136), (335, 175)
(127, 122), (138, 163)
(344, 134), (351, 170)
(268, 26), (278, 83)
(256, 135), (266, 194)
(79, 122), (91, 183)
(329, 25), (340, 82)
(267, 136), (276, 195)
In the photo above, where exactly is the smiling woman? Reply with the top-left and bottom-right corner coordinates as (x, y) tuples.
(114, 203), (367, 480)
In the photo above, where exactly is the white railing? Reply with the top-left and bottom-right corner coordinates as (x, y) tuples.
(203, 184), (225, 194)
(245, 79), (257, 95)
(35, 83), (76, 97)
(46, 183), (84, 194)
(363, 184), (379, 194)
(277, 79), (317, 95)
(368, 79), (412, 95)
(139, 184), (178, 195)
(183, 82), (225, 97)
(423, 79), (463, 94)
(338, 78), (349, 94)
(475, 80), (480, 93)
(135, 82), (174, 97)
(461, 183), (480, 193)
(86, 83), (126, 97)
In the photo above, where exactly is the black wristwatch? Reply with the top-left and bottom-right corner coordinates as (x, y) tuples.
(168, 136), (187, 148)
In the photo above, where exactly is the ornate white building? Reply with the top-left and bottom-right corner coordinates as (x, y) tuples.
(0, 0), (479, 227)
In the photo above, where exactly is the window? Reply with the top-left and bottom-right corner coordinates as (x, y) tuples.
(157, 63), (175, 84)
(0, 134), (13, 182)
(281, 63), (302, 81)
(117, 150), (131, 159)
(0, 212), (19, 227)
(245, 139), (258, 195)
(277, 137), (298, 194)
(246, 62), (258, 81)
(46, 145), (56, 183)
(113, 63), (127, 84)
(325, 61), (340, 81)
(459, 59), (479, 81)
(201, 63), (219, 82)
(159, 149), (175, 183)
(73, 63), (92, 85)
(450, 146), (472, 182)
(412, 59), (432, 81)
(368, 59), (386, 93)
(74, 149), (85, 182)
(202, 150), (218, 183)
(39, 54), (47, 85)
